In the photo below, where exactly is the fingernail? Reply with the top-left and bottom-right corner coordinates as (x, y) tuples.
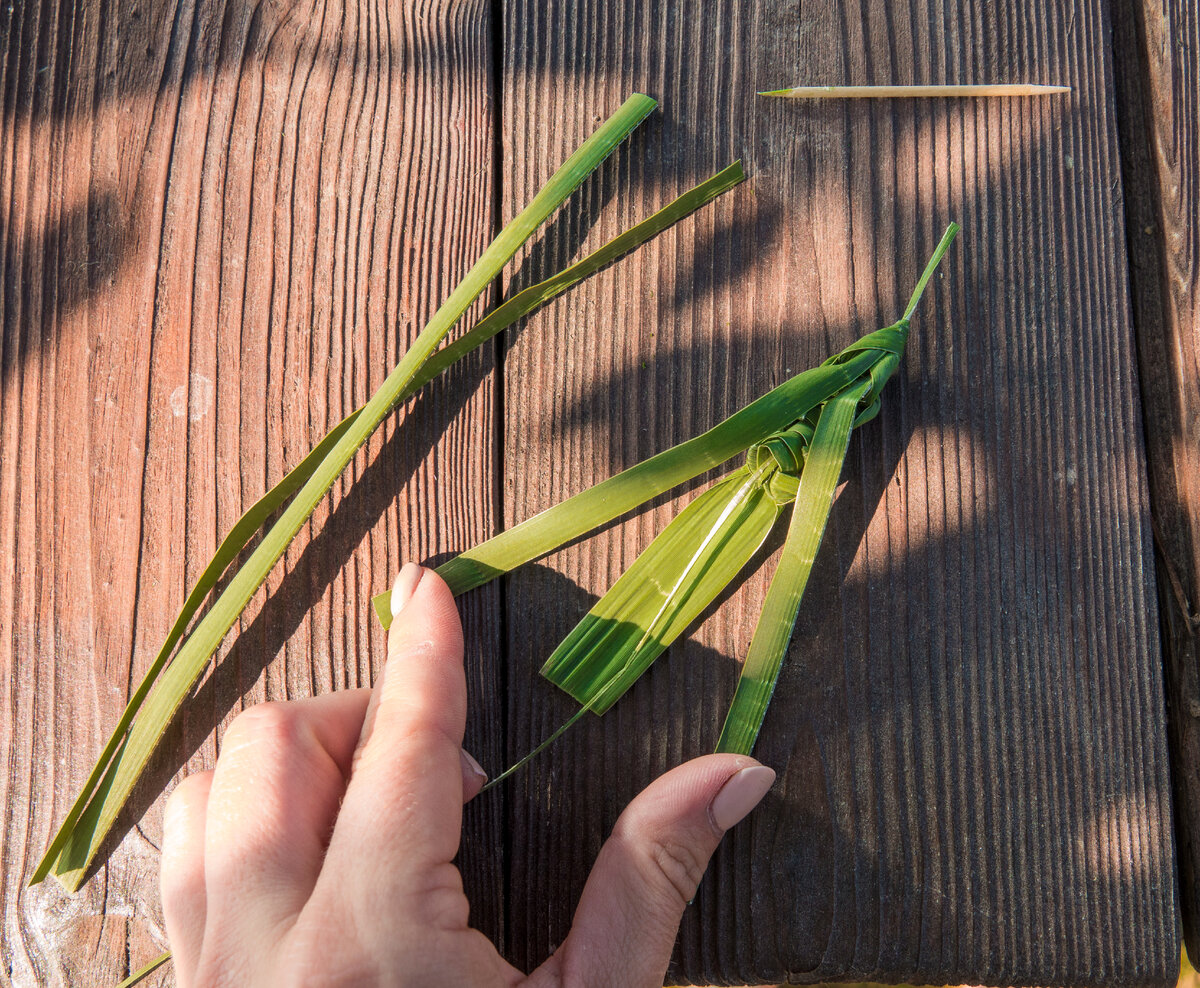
(460, 749), (488, 785)
(390, 563), (424, 618)
(709, 765), (775, 832)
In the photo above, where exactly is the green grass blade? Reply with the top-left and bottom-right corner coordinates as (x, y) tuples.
(419, 350), (879, 605)
(29, 410), (358, 885)
(114, 951), (171, 988)
(902, 222), (961, 322)
(372, 322), (912, 625)
(714, 384), (865, 755)
(38, 93), (658, 891)
(541, 464), (786, 714)
(715, 223), (960, 754)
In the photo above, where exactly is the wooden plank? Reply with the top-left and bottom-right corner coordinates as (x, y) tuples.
(1111, 0), (1200, 961)
(498, 0), (1177, 983)
(0, 0), (503, 982)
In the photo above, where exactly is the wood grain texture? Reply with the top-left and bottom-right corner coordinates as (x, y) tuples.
(1112, 0), (1200, 962)
(0, 0), (502, 982)
(498, 1), (1177, 984)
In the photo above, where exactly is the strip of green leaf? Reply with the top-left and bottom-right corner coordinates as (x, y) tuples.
(714, 384), (864, 754)
(541, 464), (784, 714)
(114, 951), (171, 988)
(716, 222), (961, 754)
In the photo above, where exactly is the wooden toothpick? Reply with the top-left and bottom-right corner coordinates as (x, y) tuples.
(759, 84), (1071, 98)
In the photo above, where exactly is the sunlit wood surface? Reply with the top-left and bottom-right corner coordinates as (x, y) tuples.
(1, 0), (1191, 983)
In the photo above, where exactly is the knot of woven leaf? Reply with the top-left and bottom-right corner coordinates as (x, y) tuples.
(743, 426), (802, 505)
(821, 319), (910, 426)
(747, 322), (908, 505)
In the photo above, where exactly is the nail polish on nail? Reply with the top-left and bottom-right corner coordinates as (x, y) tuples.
(710, 765), (776, 832)
(460, 749), (488, 784)
(390, 563), (424, 618)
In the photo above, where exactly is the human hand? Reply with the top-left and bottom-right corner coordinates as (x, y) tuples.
(161, 563), (775, 986)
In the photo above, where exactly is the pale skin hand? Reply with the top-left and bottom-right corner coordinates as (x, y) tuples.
(161, 564), (776, 987)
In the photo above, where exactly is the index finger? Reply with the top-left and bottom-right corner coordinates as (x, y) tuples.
(318, 565), (468, 897)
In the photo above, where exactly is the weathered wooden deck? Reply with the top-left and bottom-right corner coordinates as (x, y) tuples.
(1, 0), (1196, 984)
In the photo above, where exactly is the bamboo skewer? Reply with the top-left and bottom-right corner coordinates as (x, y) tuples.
(759, 84), (1070, 98)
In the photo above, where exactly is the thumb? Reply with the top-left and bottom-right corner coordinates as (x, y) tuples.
(533, 755), (775, 988)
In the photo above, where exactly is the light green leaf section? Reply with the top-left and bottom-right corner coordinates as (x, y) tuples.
(35, 93), (661, 891)
(541, 461), (791, 715)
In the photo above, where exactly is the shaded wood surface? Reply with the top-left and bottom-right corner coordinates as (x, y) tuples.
(499, 1), (1177, 984)
(0, 0), (503, 982)
(1112, 0), (1200, 963)
(0, 0), (1186, 985)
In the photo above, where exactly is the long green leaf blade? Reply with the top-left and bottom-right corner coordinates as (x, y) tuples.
(372, 325), (910, 626)
(428, 353), (876, 596)
(715, 222), (960, 754)
(28, 410), (359, 887)
(410, 160), (746, 392)
(39, 93), (658, 890)
(714, 385), (864, 754)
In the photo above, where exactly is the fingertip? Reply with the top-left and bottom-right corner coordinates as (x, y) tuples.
(390, 562), (424, 617)
(623, 753), (765, 826)
(386, 566), (463, 665)
(460, 749), (488, 803)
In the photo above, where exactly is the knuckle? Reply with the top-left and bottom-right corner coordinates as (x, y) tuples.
(223, 702), (300, 756)
(643, 833), (708, 908)
(164, 772), (207, 824)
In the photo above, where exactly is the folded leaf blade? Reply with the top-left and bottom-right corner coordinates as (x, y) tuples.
(716, 222), (960, 755)
(427, 350), (877, 602)
(541, 465), (786, 714)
